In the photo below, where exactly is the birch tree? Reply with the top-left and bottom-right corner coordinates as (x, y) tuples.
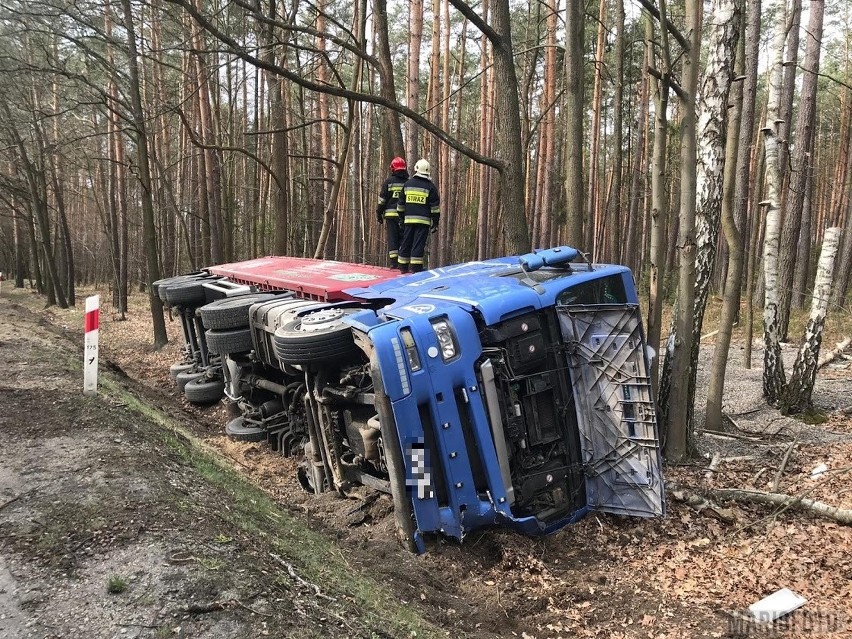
(679, 0), (741, 429)
(706, 0), (760, 432)
(781, 227), (841, 414)
(761, 0), (789, 405)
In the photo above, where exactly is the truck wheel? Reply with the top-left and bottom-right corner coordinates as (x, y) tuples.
(164, 278), (216, 308)
(273, 307), (361, 365)
(225, 417), (266, 442)
(200, 293), (281, 330)
(184, 377), (225, 404)
(206, 327), (254, 355)
(156, 274), (205, 302)
(169, 362), (194, 379)
(176, 369), (204, 392)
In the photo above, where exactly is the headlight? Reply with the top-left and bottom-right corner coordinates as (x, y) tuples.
(430, 318), (458, 361)
(400, 327), (421, 371)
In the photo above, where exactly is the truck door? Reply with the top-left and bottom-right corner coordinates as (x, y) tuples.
(557, 304), (665, 517)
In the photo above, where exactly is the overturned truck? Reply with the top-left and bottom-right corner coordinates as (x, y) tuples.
(154, 247), (665, 552)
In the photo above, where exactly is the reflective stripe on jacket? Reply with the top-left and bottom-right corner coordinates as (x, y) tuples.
(397, 175), (440, 226)
(377, 171), (409, 217)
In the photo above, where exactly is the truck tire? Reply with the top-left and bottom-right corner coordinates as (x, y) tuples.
(273, 307), (360, 365)
(225, 417), (266, 442)
(200, 293), (281, 330)
(184, 377), (225, 404)
(169, 362), (194, 379)
(164, 278), (217, 308)
(176, 369), (204, 392)
(206, 327), (254, 355)
(156, 274), (205, 302)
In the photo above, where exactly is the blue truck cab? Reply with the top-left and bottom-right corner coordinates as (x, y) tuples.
(345, 247), (665, 551)
(162, 247), (665, 552)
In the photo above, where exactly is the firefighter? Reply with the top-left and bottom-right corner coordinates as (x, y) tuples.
(397, 158), (440, 273)
(375, 157), (409, 267)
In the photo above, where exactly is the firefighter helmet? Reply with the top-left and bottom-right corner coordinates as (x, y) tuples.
(414, 158), (430, 177)
(390, 157), (407, 172)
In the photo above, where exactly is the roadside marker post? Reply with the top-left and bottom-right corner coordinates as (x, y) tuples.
(84, 295), (100, 396)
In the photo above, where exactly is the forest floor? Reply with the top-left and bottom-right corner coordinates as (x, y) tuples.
(2, 285), (852, 639)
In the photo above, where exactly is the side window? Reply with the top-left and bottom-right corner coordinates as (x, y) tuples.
(556, 275), (627, 306)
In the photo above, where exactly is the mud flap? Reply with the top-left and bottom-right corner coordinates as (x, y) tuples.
(558, 305), (665, 517)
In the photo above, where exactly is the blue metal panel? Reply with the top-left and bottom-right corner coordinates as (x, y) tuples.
(339, 247), (652, 544)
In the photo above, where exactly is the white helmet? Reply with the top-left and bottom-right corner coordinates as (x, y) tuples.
(414, 158), (430, 177)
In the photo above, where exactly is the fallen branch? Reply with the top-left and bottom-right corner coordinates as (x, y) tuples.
(818, 336), (851, 368)
(670, 489), (736, 523)
(0, 495), (20, 511)
(119, 623), (161, 630)
(771, 440), (797, 492)
(234, 599), (273, 618)
(751, 467), (769, 486)
(270, 553), (336, 601)
(703, 429), (764, 442)
(185, 601), (226, 615)
(711, 488), (852, 525)
(704, 453), (722, 482)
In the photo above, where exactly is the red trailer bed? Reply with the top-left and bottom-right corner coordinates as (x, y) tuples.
(207, 256), (401, 301)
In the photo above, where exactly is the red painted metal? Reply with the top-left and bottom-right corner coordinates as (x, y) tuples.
(84, 308), (100, 333)
(207, 256), (401, 301)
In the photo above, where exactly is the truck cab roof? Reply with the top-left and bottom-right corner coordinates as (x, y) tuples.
(346, 251), (636, 325)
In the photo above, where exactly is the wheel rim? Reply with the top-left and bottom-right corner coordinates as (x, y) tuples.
(298, 308), (346, 332)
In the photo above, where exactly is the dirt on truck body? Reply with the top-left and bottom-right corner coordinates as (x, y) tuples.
(156, 247), (665, 553)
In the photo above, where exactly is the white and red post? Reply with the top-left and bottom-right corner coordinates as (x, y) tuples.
(83, 295), (100, 396)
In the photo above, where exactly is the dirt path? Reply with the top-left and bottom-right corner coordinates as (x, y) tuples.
(4, 286), (852, 639)
(0, 296), (443, 639)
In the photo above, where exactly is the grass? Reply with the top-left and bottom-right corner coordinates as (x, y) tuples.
(107, 575), (127, 594)
(100, 374), (448, 639)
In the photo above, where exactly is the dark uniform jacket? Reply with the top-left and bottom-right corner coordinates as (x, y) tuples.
(376, 170), (410, 220)
(397, 175), (441, 228)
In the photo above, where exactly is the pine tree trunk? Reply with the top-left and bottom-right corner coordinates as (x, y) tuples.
(645, 10), (669, 398)
(605, 0), (625, 263)
(585, 1), (606, 256)
(406, 0), (423, 160)
(563, 0), (584, 248)
(120, 0), (168, 348)
(778, 0), (802, 197)
(660, 0), (701, 462)
(372, 0), (405, 159)
(778, 0), (824, 337)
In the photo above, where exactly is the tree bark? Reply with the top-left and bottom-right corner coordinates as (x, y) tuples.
(760, 0), (788, 405)
(781, 227), (841, 414)
(683, 0), (740, 430)
(778, 0), (824, 339)
(585, 1), (606, 256)
(605, 0), (625, 263)
(659, 0), (702, 462)
(120, 0), (168, 348)
(645, 8), (670, 399)
(372, 0), (405, 160)
(706, 5), (746, 433)
(563, 0), (584, 248)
